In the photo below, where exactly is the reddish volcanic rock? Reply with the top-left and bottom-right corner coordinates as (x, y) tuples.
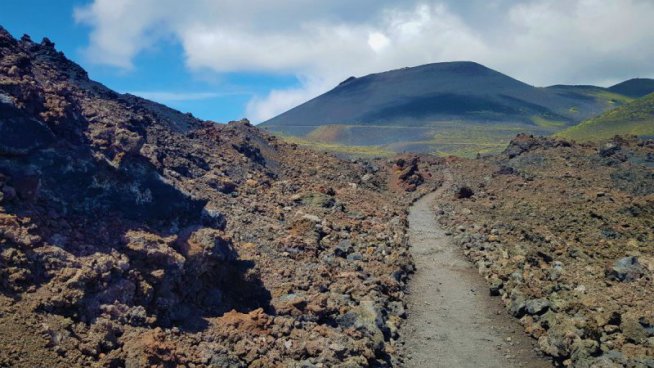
(0, 27), (441, 367)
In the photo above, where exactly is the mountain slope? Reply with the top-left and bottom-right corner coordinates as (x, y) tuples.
(557, 92), (654, 141)
(544, 84), (632, 111)
(264, 62), (607, 127)
(608, 78), (654, 98)
(261, 62), (628, 155)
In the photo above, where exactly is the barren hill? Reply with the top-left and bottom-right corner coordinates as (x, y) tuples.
(262, 62), (629, 155)
(608, 78), (654, 98)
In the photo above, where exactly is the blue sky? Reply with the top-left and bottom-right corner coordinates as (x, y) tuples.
(0, 0), (299, 122)
(1, 1), (653, 123)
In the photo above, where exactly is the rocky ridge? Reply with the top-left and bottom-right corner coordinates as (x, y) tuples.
(0, 27), (443, 367)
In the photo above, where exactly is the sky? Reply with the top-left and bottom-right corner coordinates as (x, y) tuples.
(1, 0), (653, 123)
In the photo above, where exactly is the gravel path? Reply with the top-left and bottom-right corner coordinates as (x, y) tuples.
(401, 183), (552, 368)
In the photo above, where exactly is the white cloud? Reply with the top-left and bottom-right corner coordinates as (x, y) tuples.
(74, 0), (169, 69)
(368, 32), (391, 53)
(76, 0), (654, 122)
(245, 76), (334, 123)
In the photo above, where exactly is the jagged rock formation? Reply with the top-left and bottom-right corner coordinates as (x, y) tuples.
(0, 27), (442, 367)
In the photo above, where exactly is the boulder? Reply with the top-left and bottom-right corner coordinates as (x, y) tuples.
(525, 298), (550, 315)
(201, 206), (227, 230)
(599, 143), (621, 158)
(489, 278), (503, 296)
(338, 300), (385, 351)
(508, 289), (527, 317)
(334, 240), (352, 258)
(606, 256), (647, 282)
(455, 186), (474, 199)
(186, 228), (236, 263)
(621, 317), (649, 343)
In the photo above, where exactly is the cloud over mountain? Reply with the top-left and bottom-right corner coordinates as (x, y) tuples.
(75, 0), (654, 122)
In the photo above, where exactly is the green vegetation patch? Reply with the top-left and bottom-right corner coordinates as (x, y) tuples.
(588, 89), (634, 108)
(395, 121), (542, 158)
(531, 115), (568, 128)
(273, 120), (564, 158)
(275, 133), (393, 158)
(306, 125), (349, 143)
(557, 93), (654, 141)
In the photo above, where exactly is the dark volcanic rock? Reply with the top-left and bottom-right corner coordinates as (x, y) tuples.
(599, 142), (621, 157)
(606, 256), (648, 282)
(0, 102), (55, 155)
(455, 186), (474, 199)
(525, 299), (550, 315)
(0, 27), (441, 368)
(504, 133), (571, 159)
(392, 155), (424, 192)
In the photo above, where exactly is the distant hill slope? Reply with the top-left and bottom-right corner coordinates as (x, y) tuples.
(261, 62), (630, 155)
(544, 84), (632, 109)
(608, 78), (654, 98)
(557, 93), (654, 141)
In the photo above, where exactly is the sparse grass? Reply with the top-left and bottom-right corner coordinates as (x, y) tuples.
(271, 120), (562, 158)
(433, 144), (507, 158)
(384, 122), (532, 157)
(588, 89), (634, 108)
(274, 133), (393, 158)
(531, 115), (567, 128)
(557, 119), (654, 141)
(557, 93), (654, 141)
(385, 139), (506, 158)
(306, 125), (348, 143)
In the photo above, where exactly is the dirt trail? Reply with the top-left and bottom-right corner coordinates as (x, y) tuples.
(401, 180), (552, 368)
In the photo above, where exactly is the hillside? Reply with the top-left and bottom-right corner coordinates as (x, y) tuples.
(608, 78), (654, 98)
(261, 62), (628, 156)
(558, 93), (654, 141)
(0, 27), (447, 367)
(544, 84), (632, 109)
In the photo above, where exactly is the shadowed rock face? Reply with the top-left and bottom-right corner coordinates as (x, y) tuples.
(0, 27), (217, 234)
(0, 103), (55, 155)
(0, 26), (270, 335)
